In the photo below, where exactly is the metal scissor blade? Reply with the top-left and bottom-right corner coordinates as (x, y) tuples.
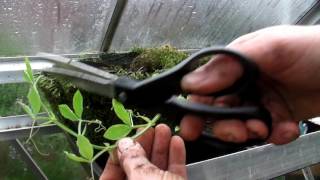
(36, 52), (118, 80)
(43, 67), (117, 98)
(36, 52), (119, 98)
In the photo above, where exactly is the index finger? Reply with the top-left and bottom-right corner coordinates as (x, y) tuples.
(181, 54), (243, 95)
(100, 150), (125, 180)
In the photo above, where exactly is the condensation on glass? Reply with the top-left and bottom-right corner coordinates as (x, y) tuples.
(0, 83), (29, 116)
(109, 0), (317, 51)
(0, 0), (115, 56)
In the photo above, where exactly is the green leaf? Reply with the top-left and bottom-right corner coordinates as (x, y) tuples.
(27, 87), (41, 114)
(23, 71), (32, 83)
(76, 135), (93, 160)
(17, 101), (35, 119)
(73, 90), (83, 118)
(64, 151), (90, 163)
(24, 57), (34, 82)
(136, 114), (151, 123)
(112, 99), (131, 126)
(104, 124), (132, 140)
(58, 104), (78, 121)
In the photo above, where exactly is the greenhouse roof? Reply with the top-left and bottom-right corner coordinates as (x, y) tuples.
(0, 0), (318, 57)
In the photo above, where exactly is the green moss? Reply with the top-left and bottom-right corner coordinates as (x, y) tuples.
(130, 47), (145, 54)
(130, 45), (188, 73)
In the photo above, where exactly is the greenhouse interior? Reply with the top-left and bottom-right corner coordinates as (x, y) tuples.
(1, 0), (320, 179)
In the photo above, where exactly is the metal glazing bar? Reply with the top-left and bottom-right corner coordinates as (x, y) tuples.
(0, 114), (59, 141)
(300, 122), (315, 180)
(0, 53), (101, 62)
(302, 167), (315, 180)
(10, 139), (48, 180)
(100, 0), (127, 52)
(187, 130), (320, 180)
(0, 113), (61, 141)
(0, 124), (60, 141)
(0, 59), (53, 84)
(0, 114), (46, 130)
(295, 0), (320, 25)
(0, 53), (103, 84)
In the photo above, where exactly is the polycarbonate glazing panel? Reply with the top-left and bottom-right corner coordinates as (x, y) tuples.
(0, 141), (38, 179)
(17, 134), (90, 179)
(0, 134), (90, 179)
(0, 0), (115, 57)
(0, 83), (29, 116)
(110, 0), (317, 51)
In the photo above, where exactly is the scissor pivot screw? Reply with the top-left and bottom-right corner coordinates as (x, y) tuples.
(118, 92), (128, 103)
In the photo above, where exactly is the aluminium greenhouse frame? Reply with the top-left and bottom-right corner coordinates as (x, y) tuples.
(1, 0), (320, 179)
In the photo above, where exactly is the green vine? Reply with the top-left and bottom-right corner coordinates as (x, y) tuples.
(19, 58), (160, 180)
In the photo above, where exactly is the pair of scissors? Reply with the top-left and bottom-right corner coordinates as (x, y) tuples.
(37, 47), (272, 148)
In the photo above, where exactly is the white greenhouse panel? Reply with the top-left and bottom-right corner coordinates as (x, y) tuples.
(109, 0), (317, 51)
(0, 0), (116, 56)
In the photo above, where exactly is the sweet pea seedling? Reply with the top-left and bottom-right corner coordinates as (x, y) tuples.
(20, 58), (160, 180)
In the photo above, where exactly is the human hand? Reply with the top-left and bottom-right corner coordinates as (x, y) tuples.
(100, 124), (186, 180)
(179, 25), (320, 145)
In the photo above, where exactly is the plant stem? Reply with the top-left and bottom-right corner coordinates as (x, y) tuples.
(91, 144), (116, 162)
(132, 124), (148, 129)
(34, 117), (52, 121)
(26, 125), (41, 143)
(78, 120), (82, 135)
(39, 121), (53, 126)
(30, 138), (50, 156)
(90, 163), (95, 180)
(27, 118), (37, 143)
(54, 120), (78, 137)
(135, 114), (151, 123)
(89, 114), (161, 164)
(132, 114), (160, 139)
(81, 120), (101, 124)
(92, 144), (106, 150)
(55, 120), (106, 150)
(82, 125), (87, 135)
(81, 120), (106, 129)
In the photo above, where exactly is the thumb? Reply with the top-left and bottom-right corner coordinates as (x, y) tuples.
(117, 138), (184, 180)
(181, 54), (243, 94)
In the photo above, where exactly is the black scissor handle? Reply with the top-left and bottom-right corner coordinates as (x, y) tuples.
(165, 96), (271, 121)
(115, 47), (259, 105)
(114, 46), (272, 141)
(165, 96), (272, 145)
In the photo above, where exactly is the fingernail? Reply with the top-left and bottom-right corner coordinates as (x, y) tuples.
(118, 138), (135, 153)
